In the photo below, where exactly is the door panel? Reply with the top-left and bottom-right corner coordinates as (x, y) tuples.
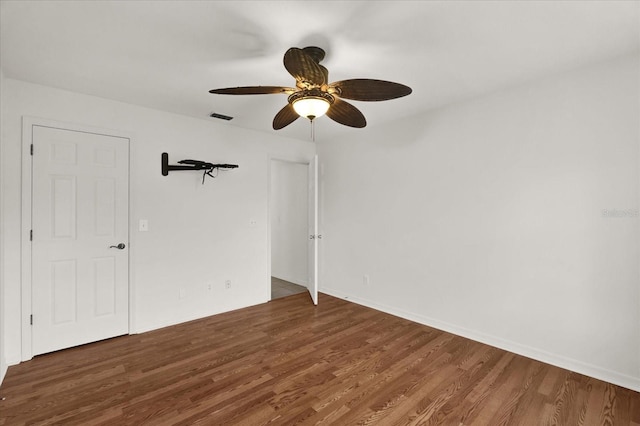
(93, 257), (117, 316)
(307, 155), (318, 305)
(32, 125), (129, 356)
(51, 259), (77, 324)
(52, 176), (77, 239)
(95, 178), (117, 236)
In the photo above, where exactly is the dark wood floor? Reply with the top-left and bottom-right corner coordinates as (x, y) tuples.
(1, 293), (638, 425)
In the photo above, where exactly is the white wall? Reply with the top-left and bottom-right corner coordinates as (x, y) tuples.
(0, 68), (7, 384)
(318, 53), (640, 391)
(270, 159), (308, 286)
(0, 79), (315, 367)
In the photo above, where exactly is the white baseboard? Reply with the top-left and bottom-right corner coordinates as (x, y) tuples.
(0, 363), (7, 387)
(321, 287), (640, 392)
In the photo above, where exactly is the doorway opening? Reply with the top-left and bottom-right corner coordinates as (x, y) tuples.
(269, 159), (309, 300)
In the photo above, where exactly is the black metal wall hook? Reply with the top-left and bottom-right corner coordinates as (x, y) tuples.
(161, 152), (238, 184)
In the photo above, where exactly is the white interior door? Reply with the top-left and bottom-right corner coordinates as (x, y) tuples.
(307, 155), (318, 305)
(31, 125), (129, 356)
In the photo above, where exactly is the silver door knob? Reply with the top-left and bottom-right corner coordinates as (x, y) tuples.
(109, 243), (126, 249)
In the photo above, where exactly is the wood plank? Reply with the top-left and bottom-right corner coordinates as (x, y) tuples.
(0, 292), (638, 425)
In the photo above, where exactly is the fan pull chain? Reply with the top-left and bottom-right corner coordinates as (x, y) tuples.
(310, 119), (315, 142)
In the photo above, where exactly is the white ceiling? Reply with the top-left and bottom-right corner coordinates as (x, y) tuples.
(1, 0), (638, 142)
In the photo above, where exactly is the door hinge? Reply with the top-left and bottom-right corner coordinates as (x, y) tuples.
(30, 314), (33, 325)
(30, 144), (33, 156)
(30, 230), (33, 241)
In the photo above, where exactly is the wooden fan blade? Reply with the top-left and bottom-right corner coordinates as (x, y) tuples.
(284, 48), (326, 86)
(330, 79), (412, 101)
(302, 46), (325, 63)
(273, 104), (300, 130)
(326, 98), (367, 128)
(209, 86), (295, 95)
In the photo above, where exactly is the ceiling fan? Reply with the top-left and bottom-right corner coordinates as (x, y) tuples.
(209, 46), (412, 130)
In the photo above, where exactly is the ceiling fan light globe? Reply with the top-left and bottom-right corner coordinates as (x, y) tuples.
(292, 97), (330, 120)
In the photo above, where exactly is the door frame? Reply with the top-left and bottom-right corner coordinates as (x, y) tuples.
(20, 117), (134, 361)
(267, 154), (317, 302)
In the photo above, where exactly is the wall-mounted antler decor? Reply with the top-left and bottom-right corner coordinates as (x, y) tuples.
(161, 152), (238, 184)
